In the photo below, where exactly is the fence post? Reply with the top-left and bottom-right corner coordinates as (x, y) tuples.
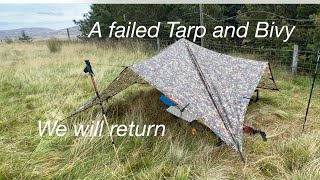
(292, 44), (299, 76)
(157, 37), (160, 52)
(67, 28), (70, 41)
(199, 4), (204, 47)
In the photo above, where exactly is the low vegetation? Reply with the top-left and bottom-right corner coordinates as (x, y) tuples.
(0, 41), (319, 179)
(4, 38), (14, 44)
(46, 39), (63, 53)
(18, 30), (32, 42)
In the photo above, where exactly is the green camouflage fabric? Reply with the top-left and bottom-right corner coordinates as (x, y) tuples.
(70, 68), (146, 116)
(257, 65), (278, 90)
(71, 39), (277, 158)
(130, 39), (277, 156)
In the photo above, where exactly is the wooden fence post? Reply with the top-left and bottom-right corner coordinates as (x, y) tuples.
(157, 37), (160, 52)
(292, 44), (299, 76)
(67, 28), (70, 41)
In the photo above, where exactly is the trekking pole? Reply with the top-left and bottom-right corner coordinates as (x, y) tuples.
(302, 52), (320, 132)
(83, 60), (121, 163)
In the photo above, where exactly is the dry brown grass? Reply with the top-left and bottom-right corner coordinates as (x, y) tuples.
(0, 41), (319, 179)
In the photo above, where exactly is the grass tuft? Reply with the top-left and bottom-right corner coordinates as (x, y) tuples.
(47, 39), (63, 53)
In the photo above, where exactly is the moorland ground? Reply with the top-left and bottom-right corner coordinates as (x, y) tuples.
(0, 41), (319, 179)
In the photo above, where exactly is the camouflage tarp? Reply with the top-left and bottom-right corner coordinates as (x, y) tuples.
(69, 68), (146, 116)
(71, 38), (277, 160)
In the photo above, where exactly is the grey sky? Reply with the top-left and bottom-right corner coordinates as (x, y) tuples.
(0, 4), (90, 30)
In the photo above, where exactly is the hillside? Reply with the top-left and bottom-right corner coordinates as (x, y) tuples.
(0, 26), (80, 41)
(0, 41), (319, 179)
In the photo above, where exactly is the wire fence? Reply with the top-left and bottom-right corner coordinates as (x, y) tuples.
(207, 43), (318, 76)
(142, 38), (318, 77)
(134, 9), (319, 78)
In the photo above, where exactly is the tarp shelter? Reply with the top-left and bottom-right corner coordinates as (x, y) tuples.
(72, 38), (278, 161)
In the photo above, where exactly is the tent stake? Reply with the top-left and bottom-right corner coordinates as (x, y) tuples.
(84, 60), (121, 164)
(302, 52), (320, 132)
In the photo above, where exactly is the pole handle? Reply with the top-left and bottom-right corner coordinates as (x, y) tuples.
(84, 60), (94, 75)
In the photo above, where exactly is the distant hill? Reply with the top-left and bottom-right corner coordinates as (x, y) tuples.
(0, 26), (81, 41)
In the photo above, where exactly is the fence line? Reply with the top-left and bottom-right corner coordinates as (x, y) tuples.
(134, 10), (319, 78)
(140, 37), (318, 77)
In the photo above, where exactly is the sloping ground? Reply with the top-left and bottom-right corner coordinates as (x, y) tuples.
(0, 41), (319, 179)
(0, 26), (80, 41)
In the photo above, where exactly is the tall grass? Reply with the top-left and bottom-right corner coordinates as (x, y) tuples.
(0, 41), (319, 179)
(47, 39), (63, 53)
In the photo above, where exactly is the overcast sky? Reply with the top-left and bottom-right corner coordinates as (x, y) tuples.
(0, 4), (91, 30)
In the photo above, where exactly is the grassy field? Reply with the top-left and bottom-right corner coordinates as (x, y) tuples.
(0, 41), (320, 179)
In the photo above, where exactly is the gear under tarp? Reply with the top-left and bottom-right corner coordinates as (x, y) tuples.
(71, 39), (277, 160)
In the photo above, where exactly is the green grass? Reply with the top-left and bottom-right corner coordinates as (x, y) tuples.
(0, 41), (319, 179)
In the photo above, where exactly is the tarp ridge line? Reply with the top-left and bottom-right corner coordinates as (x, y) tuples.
(184, 41), (245, 163)
(186, 42), (239, 131)
(187, 42), (242, 126)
